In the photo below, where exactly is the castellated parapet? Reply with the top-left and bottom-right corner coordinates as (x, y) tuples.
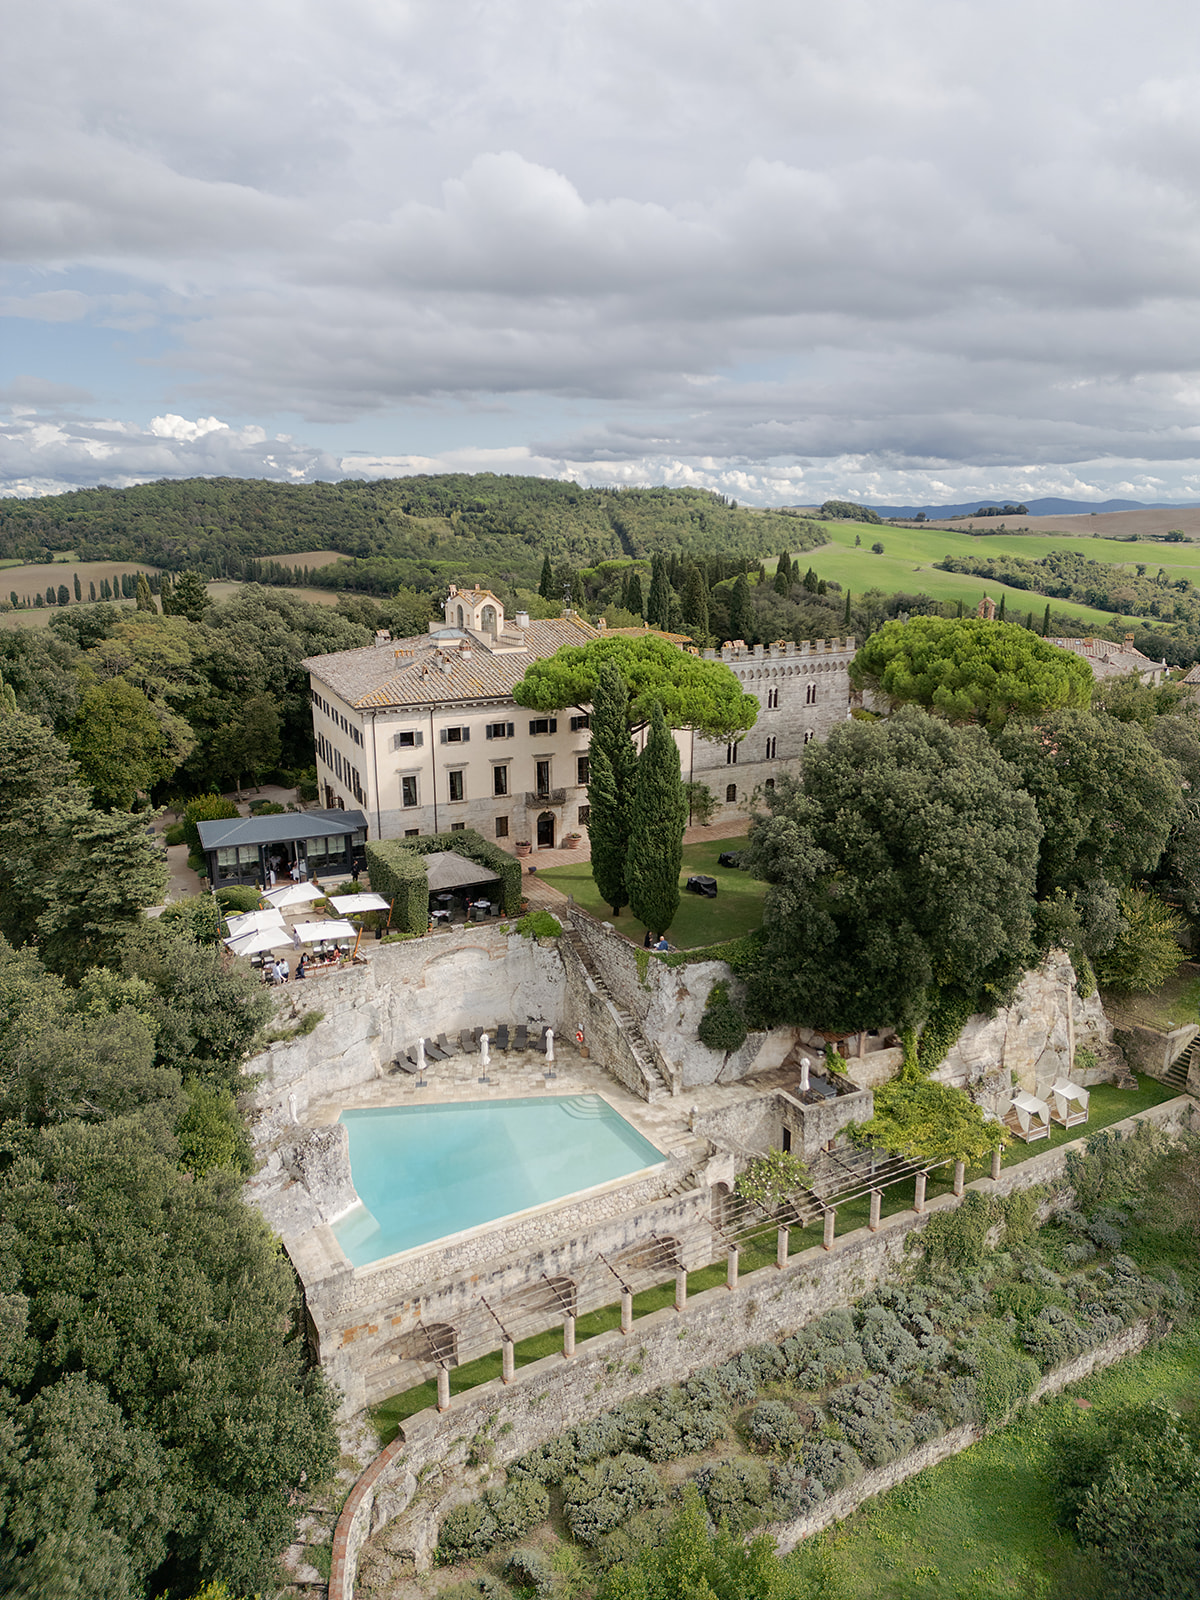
(691, 637), (856, 816)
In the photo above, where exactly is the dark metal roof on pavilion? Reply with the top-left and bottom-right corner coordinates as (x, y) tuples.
(196, 809), (367, 850)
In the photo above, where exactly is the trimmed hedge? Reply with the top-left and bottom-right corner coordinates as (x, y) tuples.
(395, 830), (523, 916)
(364, 840), (430, 934)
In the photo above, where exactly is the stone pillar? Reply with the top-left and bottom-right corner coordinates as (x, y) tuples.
(436, 1366), (450, 1412)
(954, 1160), (966, 1197)
(726, 1246), (739, 1290)
(914, 1172), (927, 1214)
(501, 1338), (515, 1384)
(869, 1188), (882, 1232)
(674, 1268), (688, 1311)
(563, 1315), (576, 1359)
(620, 1289), (633, 1334)
(991, 1145), (1003, 1181)
(823, 1209), (836, 1251)
(776, 1225), (789, 1269)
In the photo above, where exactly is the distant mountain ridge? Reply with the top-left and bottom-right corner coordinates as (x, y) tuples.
(864, 497), (1191, 520)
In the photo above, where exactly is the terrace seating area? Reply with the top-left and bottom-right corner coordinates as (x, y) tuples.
(390, 1023), (557, 1084)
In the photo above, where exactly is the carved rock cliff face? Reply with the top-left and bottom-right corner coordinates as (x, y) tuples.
(282, 1123), (360, 1223)
(934, 951), (1121, 1118)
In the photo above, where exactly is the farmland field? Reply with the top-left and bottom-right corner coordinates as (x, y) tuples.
(791, 519), (1200, 630)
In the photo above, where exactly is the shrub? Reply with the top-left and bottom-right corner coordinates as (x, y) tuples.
(511, 1434), (578, 1485)
(802, 1437), (862, 1491)
(735, 1150), (809, 1210)
(1022, 1304), (1087, 1370)
(591, 1506), (674, 1572)
(364, 839), (429, 933)
(563, 1454), (665, 1546)
(515, 910), (562, 939)
(182, 793), (239, 851)
(918, 1191), (997, 1273)
(483, 1478), (550, 1545)
(504, 1548), (558, 1598)
(767, 1461), (826, 1520)
(216, 885), (266, 913)
(164, 822), (187, 846)
(954, 1321), (1039, 1425)
(694, 1457), (772, 1534)
(438, 1501), (499, 1562)
(746, 1400), (805, 1454)
(698, 980), (749, 1053)
(825, 1376), (915, 1466)
(249, 799), (286, 815)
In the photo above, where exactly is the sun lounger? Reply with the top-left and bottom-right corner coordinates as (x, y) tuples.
(532, 1025), (550, 1054)
(390, 1054), (419, 1075)
(436, 1032), (453, 1057)
(494, 1023), (510, 1051)
(513, 1024), (528, 1052)
(423, 1038), (449, 1062)
(461, 1028), (479, 1054)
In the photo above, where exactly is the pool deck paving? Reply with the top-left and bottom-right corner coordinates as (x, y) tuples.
(301, 1036), (779, 1169)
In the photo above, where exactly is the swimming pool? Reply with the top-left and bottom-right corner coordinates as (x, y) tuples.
(332, 1095), (665, 1266)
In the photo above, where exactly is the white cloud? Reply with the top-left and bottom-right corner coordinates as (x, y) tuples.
(4, 1), (1200, 499)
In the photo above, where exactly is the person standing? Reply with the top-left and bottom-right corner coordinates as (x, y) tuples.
(268, 864), (277, 888)
(290, 861), (300, 883)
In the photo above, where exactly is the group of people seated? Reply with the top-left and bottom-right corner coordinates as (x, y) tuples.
(642, 931), (671, 951)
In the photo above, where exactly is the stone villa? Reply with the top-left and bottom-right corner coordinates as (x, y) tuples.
(303, 586), (857, 848)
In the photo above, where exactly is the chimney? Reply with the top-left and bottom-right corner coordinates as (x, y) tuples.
(597, 617), (607, 630)
(448, 584), (458, 597)
(375, 629), (391, 647)
(1123, 633), (1135, 652)
(514, 610), (530, 629)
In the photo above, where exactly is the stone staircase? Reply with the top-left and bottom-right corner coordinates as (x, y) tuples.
(1164, 1037), (1197, 1093)
(561, 923), (675, 1101)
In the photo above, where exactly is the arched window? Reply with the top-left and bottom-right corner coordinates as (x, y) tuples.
(726, 783), (737, 803)
(481, 604), (497, 635)
(456, 604), (464, 627)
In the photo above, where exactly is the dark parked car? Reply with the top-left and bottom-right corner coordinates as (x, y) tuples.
(686, 874), (718, 898)
(717, 851), (742, 868)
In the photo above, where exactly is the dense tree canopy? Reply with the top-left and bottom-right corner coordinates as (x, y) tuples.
(850, 617), (1093, 725)
(744, 710), (1041, 1030)
(514, 634), (758, 741)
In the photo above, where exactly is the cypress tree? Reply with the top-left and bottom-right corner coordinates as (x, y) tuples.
(997, 594), (1006, 622)
(73, 572), (81, 602)
(729, 573), (751, 641)
(627, 571), (644, 618)
(587, 662), (638, 917)
(647, 555), (670, 630)
(135, 575), (157, 613)
(803, 566), (819, 593)
(89, 581), (96, 602)
(538, 553), (553, 599)
(956, 599), (964, 618)
(1043, 603), (1051, 636)
(681, 564), (709, 638)
(844, 589), (852, 625)
(627, 700), (687, 936)
(774, 551), (792, 594)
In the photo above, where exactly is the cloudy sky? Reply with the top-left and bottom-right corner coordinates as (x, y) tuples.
(4, 0), (1200, 505)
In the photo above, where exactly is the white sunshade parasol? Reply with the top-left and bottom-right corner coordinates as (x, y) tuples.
(262, 882), (326, 909)
(290, 918), (357, 944)
(224, 927), (294, 957)
(225, 907), (286, 940)
(328, 892), (390, 914)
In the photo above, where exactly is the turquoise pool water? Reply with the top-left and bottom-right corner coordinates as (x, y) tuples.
(332, 1095), (664, 1265)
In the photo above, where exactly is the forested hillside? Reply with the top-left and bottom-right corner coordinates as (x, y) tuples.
(0, 475), (821, 589)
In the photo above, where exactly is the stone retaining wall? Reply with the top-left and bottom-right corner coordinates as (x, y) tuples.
(326, 1097), (1195, 1597)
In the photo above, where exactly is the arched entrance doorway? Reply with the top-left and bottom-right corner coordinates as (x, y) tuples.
(537, 811), (556, 848)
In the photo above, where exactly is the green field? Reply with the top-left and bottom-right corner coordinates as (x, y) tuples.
(536, 835), (765, 946)
(789, 520), (1200, 631)
(795, 1319), (1200, 1600)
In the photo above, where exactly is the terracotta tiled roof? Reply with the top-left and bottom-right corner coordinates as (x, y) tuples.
(1047, 636), (1163, 673)
(303, 614), (601, 710)
(1181, 663), (1200, 685)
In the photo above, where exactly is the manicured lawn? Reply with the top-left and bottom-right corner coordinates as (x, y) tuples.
(536, 835), (764, 948)
(369, 1076), (1179, 1445)
(788, 1320), (1200, 1600)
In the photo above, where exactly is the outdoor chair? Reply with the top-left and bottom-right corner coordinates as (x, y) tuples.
(494, 1023), (510, 1051)
(390, 1054), (419, 1075)
(513, 1024), (528, 1052)
(423, 1038), (449, 1062)
(435, 1032), (453, 1057)
(532, 1025), (550, 1054)
(461, 1028), (479, 1054)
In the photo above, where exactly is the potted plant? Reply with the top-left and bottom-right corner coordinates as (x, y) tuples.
(515, 840), (532, 857)
(563, 832), (582, 849)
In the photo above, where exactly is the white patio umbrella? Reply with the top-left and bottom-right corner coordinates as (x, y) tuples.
(262, 882), (326, 909)
(290, 918), (357, 944)
(224, 927), (293, 957)
(224, 907), (286, 940)
(328, 892), (390, 914)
